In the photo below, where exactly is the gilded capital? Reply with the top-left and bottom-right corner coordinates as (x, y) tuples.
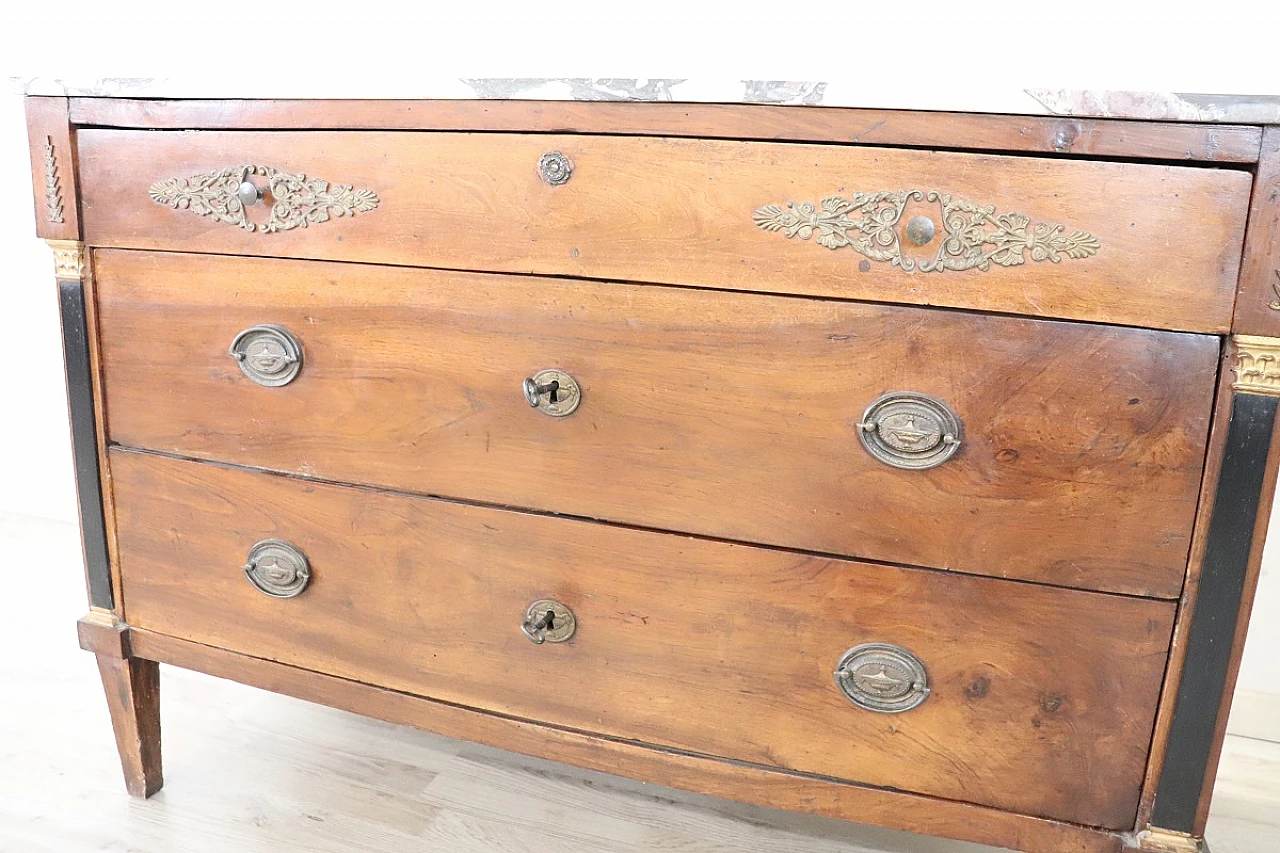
(47, 239), (86, 281)
(1232, 334), (1280, 396)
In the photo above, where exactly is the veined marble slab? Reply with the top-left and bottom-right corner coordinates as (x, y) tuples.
(11, 77), (1280, 123)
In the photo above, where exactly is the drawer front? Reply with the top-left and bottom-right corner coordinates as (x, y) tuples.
(113, 450), (1175, 829)
(78, 129), (1249, 332)
(97, 250), (1218, 597)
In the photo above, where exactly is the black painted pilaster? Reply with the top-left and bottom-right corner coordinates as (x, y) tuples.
(1150, 391), (1278, 831)
(57, 276), (113, 610)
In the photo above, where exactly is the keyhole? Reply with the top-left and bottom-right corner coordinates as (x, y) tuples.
(533, 609), (555, 632)
(544, 381), (560, 404)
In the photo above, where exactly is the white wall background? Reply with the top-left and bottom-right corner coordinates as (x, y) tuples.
(2, 5), (1278, 728)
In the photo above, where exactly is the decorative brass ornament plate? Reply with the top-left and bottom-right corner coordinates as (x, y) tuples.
(229, 324), (303, 387)
(834, 642), (930, 714)
(753, 190), (1099, 272)
(1232, 335), (1280, 397)
(858, 392), (962, 470)
(538, 151), (573, 186)
(242, 539), (311, 599)
(523, 368), (582, 417)
(149, 165), (379, 233)
(44, 136), (64, 224)
(521, 599), (577, 644)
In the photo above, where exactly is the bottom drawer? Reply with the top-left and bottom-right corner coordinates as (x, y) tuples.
(112, 450), (1175, 829)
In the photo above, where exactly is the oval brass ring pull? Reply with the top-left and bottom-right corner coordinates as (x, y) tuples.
(242, 539), (311, 599)
(523, 368), (581, 417)
(229, 324), (303, 387)
(521, 599), (576, 644)
(834, 643), (930, 713)
(857, 391), (961, 470)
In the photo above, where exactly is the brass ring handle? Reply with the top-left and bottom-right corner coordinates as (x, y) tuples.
(521, 599), (576, 644)
(857, 391), (962, 470)
(229, 324), (303, 387)
(242, 539), (311, 599)
(834, 643), (930, 713)
(523, 369), (581, 417)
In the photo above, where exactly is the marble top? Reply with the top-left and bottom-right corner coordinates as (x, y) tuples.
(12, 77), (1280, 124)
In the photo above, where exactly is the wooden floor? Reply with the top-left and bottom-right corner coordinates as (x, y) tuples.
(3, 512), (1277, 853)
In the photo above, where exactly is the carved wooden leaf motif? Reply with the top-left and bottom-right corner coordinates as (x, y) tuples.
(149, 165), (379, 233)
(754, 190), (1099, 273)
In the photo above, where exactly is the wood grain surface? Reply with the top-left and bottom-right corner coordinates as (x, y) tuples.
(1231, 127), (1280, 336)
(65, 97), (1263, 165)
(24, 96), (78, 241)
(94, 653), (162, 798)
(95, 250), (1219, 596)
(129, 629), (1130, 853)
(76, 129), (1251, 332)
(112, 450), (1176, 829)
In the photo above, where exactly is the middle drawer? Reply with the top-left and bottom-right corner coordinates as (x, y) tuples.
(95, 249), (1218, 597)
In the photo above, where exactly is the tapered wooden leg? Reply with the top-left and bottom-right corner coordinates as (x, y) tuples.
(95, 653), (163, 798)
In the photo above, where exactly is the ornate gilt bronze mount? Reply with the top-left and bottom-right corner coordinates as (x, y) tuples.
(47, 239), (86, 280)
(149, 165), (380, 234)
(754, 190), (1099, 273)
(1232, 335), (1280, 396)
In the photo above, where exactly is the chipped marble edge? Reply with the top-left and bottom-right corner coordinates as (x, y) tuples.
(10, 77), (1280, 123)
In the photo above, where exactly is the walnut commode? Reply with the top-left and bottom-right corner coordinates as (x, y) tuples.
(27, 95), (1280, 853)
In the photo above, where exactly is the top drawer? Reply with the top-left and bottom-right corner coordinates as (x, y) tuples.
(77, 130), (1250, 333)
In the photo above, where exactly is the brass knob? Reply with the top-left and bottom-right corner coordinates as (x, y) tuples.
(242, 539), (311, 599)
(235, 167), (267, 207)
(904, 215), (936, 246)
(521, 599), (576, 644)
(523, 368), (581, 417)
(538, 151), (573, 186)
(229, 324), (303, 387)
(857, 391), (962, 470)
(236, 180), (265, 207)
(834, 643), (930, 714)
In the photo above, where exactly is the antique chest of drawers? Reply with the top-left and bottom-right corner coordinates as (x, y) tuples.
(26, 95), (1280, 853)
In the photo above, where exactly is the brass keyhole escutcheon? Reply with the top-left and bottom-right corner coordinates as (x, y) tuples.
(521, 599), (577, 644)
(523, 369), (582, 417)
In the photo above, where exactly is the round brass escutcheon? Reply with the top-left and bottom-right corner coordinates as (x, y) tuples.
(834, 642), (930, 714)
(523, 368), (582, 417)
(521, 599), (577, 644)
(242, 539), (311, 599)
(857, 392), (962, 470)
(538, 151), (573, 186)
(904, 215), (936, 246)
(230, 324), (303, 387)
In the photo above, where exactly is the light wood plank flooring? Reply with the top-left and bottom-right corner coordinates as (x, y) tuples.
(2, 513), (1276, 853)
